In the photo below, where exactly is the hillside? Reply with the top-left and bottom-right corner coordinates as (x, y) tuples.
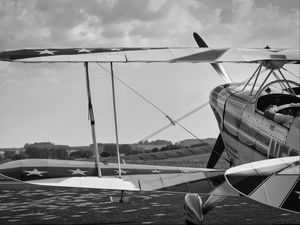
(101, 141), (229, 169)
(0, 138), (228, 168)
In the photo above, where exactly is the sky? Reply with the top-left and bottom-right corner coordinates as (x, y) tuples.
(0, 0), (299, 148)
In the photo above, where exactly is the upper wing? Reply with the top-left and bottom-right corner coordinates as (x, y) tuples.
(0, 47), (299, 64)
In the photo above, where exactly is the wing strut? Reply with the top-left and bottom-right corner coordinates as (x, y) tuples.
(110, 62), (122, 178)
(84, 62), (102, 177)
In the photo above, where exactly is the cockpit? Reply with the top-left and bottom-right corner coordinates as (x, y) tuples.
(255, 80), (300, 126)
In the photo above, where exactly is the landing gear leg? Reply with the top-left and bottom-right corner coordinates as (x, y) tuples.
(120, 190), (124, 203)
(109, 190), (126, 203)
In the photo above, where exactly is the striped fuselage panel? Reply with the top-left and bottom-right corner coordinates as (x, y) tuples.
(210, 84), (300, 166)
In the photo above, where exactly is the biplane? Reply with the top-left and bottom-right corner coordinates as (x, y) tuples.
(0, 33), (299, 225)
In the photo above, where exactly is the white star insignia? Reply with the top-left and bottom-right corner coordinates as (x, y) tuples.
(77, 48), (91, 53)
(295, 191), (300, 199)
(69, 168), (88, 175)
(24, 169), (47, 176)
(114, 169), (128, 175)
(36, 49), (57, 55)
(152, 169), (160, 174)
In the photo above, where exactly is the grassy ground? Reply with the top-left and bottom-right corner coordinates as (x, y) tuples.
(0, 149), (298, 224)
(0, 182), (299, 225)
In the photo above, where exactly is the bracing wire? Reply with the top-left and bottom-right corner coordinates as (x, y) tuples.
(143, 76), (252, 143)
(282, 67), (300, 80)
(95, 63), (232, 165)
(141, 102), (209, 142)
(95, 63), (254, 165)
(96, 63), (203, 143)
(97, 63), (165, 114)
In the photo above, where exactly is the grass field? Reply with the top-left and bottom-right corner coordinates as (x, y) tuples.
(0, 182), (299, 225)
(0, 148), (299, 224)
(102, 144), (229, 169)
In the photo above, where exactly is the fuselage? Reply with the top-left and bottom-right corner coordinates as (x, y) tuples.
(210, 83), (300, 166)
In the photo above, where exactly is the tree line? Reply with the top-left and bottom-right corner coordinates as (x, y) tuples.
(1, 141), (211, 161)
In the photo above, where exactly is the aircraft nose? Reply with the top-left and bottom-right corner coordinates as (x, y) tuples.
(0, 160), (23, 181)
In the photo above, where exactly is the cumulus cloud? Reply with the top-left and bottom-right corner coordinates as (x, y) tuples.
(0, 0), (298, 87)
(219, 8), (235, 24)
(191, 0), (299, 48)
(0, 0), (298, 146)
(0, 0), (298, 49)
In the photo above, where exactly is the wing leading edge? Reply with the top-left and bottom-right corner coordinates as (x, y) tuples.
(0, 159), (224, 194)
(0, 47), (299, 64)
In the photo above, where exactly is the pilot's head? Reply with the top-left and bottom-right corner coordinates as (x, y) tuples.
(266, 105), (277, 112)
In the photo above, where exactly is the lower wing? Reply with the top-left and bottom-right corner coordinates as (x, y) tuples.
(1, 157), (299, 214)
(225, 156), (300, 214)
(0, 158), (224, 194)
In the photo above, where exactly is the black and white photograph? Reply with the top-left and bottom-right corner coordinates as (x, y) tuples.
(0, 0), (299, 224)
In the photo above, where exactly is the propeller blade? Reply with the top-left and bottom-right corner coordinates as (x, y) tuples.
(193, 32), (208, 47)
(193, 32), (232, 83)
(207, 134), (225, 168)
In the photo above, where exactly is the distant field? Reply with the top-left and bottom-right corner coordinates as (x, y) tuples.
(145, 153), (229, 169)
(102, 145), (229, 169)
(0, 144), (229, 172)
(106, 146), (211, 161)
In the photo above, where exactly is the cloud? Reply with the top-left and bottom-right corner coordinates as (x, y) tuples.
(189, 0), (299, 48)
(0, 0), (298, 49)
(32, 0), (171, 46)
(0, 0), (298, 89)
(0, 0), (298, 147)
(219, 8), (235, 24)
(246, 3), (299, 48)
